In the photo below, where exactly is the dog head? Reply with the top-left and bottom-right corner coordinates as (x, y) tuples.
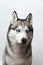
(7, 11), (33, 45)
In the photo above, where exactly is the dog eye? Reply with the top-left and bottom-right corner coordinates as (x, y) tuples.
(26, 29), (30, 33)
(16, 29), (20, 32)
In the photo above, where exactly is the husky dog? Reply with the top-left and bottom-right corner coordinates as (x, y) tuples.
(2, 11), (33, 65)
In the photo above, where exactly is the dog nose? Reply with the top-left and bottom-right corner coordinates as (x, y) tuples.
(22, 38), (27, 44)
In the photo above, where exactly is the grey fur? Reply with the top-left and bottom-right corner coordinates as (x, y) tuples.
(2, 11), (33, 65)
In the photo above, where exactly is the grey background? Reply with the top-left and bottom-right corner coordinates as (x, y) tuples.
(0, 0), (43, 65)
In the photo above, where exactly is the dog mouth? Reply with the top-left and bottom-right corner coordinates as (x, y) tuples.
(17, 42), (27, 45)
(21, 42), (27, 44)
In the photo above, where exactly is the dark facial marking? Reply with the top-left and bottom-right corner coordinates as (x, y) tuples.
(28, 26), (33, 34)
(8, 24), (13, 32)
(27, 50), (32, 59)
(8, 24), (18, 31)
(10, 26), (18, 30)
(7, 24), (13, 51)
(26, 39), (32, 58)
(26, 39), (32, 51)
(5, 47), (10, 57)
(5, 47), (13, 58)
(17, 18), (26, 21)
(3, 61), (7, 65)
(7, 32), (11, 50)
(5, 61), (8, 65)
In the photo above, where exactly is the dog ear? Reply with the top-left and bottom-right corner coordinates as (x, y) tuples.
(12, 11), (18, 22)
(26, 13), (32, 25)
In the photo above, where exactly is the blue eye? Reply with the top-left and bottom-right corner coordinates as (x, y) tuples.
(26, 29), (30, 33)
(16, 29), (20, 32)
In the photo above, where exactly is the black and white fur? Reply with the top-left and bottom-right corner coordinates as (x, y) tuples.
(2, 11), (33, 65)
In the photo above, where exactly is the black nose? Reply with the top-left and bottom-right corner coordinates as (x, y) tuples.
(22, 38), (27, 44)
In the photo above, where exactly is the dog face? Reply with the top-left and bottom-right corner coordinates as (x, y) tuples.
(7, 11), (33, 45)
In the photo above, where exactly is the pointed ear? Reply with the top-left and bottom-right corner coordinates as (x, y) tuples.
(26, 13), (32, 25)
(12, 11), (18, 22)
